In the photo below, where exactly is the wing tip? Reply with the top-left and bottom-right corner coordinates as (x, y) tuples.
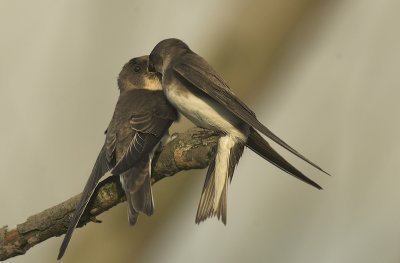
(305, 177), (323, 190)
(322, 169), (331, 176)
(294, 173), (323, 190)
(57, 223), (75, 260)
(252, 125), (331, 177)
(313, 183), (323, 190)
(311, 163), (331, 176)
(57, 245), (66, 260)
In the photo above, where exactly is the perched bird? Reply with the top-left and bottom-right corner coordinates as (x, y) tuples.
(57, 56), (177, 259)
(148, 38), (329, 224)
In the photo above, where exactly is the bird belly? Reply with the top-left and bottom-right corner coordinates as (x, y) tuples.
(165, 81), (249, 142)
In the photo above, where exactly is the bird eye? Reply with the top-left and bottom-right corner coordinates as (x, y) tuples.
(134, 65), (141, 72)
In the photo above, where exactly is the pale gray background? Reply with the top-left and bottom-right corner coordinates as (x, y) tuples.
(1, 0), (400, 262)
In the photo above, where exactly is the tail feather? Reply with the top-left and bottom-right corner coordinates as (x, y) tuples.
(213, 136), (235, 210)
(120, 157), (154, 225)
(247, 128), (322, 189)
(195, 158), (216, 224)
(138, 170), (154, 216)
(196, 135), (244, 225)
(195, 159), (228, 225)
(126, 201), (139, 225)
(216, 183), (227, 224)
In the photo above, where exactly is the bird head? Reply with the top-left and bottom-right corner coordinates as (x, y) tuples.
(118, 55), (162, 93)
(148, 38), (190, 75)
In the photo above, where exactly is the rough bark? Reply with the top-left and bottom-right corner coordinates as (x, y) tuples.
(0, 127), (219, 261)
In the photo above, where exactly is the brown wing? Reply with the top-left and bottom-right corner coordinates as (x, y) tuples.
(111, 111), (174, 175)
(58, 91), (176, 259)
(247, 128), (322, 189)
(173, 53), (329, 175)
(57, 144), (114, 260)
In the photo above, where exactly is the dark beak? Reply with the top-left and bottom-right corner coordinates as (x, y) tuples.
(148, 62), (162, 81)
(154, 71), (162, 82)
(148, 62), (156, 73)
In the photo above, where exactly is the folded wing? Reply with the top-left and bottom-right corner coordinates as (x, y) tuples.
(57, 144), (113, 260)
(173, 54), (329, 175)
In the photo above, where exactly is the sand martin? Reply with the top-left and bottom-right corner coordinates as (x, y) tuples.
(148, 38), (328, 224)
(57, 56), (177, 259)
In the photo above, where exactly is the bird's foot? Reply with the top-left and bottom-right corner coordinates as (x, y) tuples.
(89, 216), (102, 224)
(157, 132), (179, 153)
(168, 132), (179, 142)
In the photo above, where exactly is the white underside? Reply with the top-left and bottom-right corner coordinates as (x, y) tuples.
(214, 135), (236, 209)
(165, 80), (248, 212)
(165, 81), (248, 141)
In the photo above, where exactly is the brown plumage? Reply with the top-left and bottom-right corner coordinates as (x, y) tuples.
(149, 38), (328, 224)
(57, 56), (177, 259)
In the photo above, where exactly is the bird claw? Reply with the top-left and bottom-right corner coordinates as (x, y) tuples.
(169, 132), (179, 142)
(159, 133), (179, 151)
(89, 216), (102, 223)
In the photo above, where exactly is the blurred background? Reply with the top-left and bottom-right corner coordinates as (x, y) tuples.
(1, 0), (400, 262)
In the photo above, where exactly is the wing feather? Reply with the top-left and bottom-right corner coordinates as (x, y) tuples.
(173, 55), (329, 175)
(111, 112), (173, 175)
(247, 128), (322, 189)
(57, 145), (112, 260)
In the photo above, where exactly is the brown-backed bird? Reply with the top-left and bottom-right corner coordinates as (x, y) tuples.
(57, 55), (177, 259)
(148, 38), (328, 225)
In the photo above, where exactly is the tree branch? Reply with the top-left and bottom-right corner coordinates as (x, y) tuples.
(0, 128), (219, 261)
